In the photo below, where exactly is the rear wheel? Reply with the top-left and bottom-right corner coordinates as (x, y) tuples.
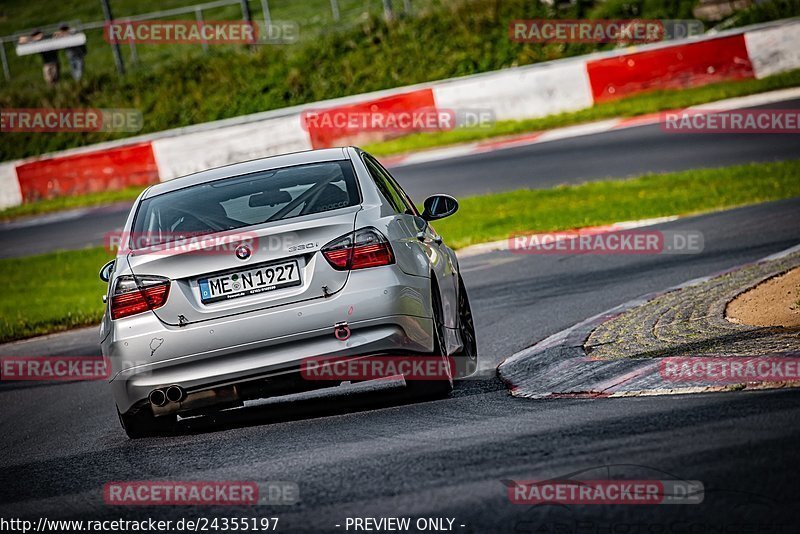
(404, 282), (453, 399)
(118, 405), (176, 439)
(453, 275), (478, 377)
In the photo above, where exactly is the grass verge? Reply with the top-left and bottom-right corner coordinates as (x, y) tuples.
(0, 247), (113, 343)
(0, 186), (146, 221)
(364, 69), (800, 156)
(1, 159), (799, 343)
(434, 160), (800, 249)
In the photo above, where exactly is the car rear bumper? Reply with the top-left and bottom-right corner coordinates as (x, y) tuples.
(103, 267), (435, 413)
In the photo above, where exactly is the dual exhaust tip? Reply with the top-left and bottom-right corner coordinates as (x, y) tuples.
(149, 385), (185, 407)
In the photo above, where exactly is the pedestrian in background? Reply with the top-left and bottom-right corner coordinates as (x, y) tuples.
(53, 23), (86, 81)
(28, 30), (60, 86)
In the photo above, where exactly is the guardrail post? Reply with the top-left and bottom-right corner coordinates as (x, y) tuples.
(195, 8), (209, 53)
(100, 0), (125, 75)
(240, 0), (253, 23)
(330, 0), (340, 21)
(260, 0), (272, 28)
(127, 33), (138, 63)
(0, 42), (10, 81)
(240, 0), (256, 50)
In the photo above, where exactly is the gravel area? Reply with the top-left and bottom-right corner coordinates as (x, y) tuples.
(585, 252), (800, 360)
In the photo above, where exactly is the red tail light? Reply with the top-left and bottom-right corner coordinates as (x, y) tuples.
(322, 228), (394, 271)
(111, 276), (171, 320)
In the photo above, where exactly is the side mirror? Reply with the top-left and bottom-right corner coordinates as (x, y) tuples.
(421, 194), (459, 221)
(99, 260), (116, 283)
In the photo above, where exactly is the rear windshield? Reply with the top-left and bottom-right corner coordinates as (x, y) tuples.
(131, 160), (360, 249)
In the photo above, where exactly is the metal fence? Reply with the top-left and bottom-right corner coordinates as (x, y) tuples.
(0, 0), (411, 82)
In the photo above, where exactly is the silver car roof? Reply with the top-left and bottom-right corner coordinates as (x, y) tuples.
(142, 147), (350, 199)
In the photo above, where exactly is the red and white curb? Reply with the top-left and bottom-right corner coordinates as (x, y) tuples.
(496, 243), (800, 399)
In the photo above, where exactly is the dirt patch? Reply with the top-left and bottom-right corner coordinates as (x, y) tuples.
(726, 267), (800, 328)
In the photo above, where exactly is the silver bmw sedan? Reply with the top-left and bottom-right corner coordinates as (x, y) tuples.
(99, 147), (477, 437)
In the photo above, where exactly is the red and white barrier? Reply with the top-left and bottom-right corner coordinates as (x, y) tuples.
(744, 23), (800, 79)
(15, 142), (158, 203)
(0, 162), (22, 209)
(151, 114), (312, 181)
(585, 35), (754, 102)
(1, 19), (798, 210)
(433, 58), (593, 121)
(303, 88), (438, 149)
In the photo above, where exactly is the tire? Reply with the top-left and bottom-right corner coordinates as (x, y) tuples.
(405, 281), (454, 399)
(453, 275), (478, 378)
(117, 405), (176, 439)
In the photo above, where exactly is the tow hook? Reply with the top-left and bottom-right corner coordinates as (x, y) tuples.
(334, 321), (351, 341)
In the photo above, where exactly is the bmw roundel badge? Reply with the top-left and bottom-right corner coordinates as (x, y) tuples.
(235, 244), (252, 260)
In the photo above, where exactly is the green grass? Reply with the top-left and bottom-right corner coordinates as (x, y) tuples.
(0, 0), (388, 88)
(0, 0), (566, 160)
(433, 160), (800, 249)
(0, 247), (113, 342)
(2, 159), (799, 343)
(364, 69), (800, 156)
(0, 185), (146, 220)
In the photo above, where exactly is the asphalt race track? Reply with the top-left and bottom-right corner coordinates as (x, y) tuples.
(2, 197), (799, 530)
(394, 98), (800, 200)
(1, 98), (798, 259)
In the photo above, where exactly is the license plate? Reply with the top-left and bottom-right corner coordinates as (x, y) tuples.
(198, 260), (301, 303)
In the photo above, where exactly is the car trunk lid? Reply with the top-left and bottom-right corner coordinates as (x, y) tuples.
(125, 208), (357, 326)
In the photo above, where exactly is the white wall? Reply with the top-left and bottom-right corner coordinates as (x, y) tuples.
(433, 59), (593, 121)
(745, 23), (800, 79)
(151, 114), (312, 181)
(0, 162), (22, 210)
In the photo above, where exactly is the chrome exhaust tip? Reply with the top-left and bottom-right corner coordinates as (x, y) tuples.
(148, 389), (167, 407)
(165, 385), (185, 403)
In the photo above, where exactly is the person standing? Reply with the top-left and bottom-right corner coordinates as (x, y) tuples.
(53, 23), (86, 81)
(28, 30), (60, 86)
